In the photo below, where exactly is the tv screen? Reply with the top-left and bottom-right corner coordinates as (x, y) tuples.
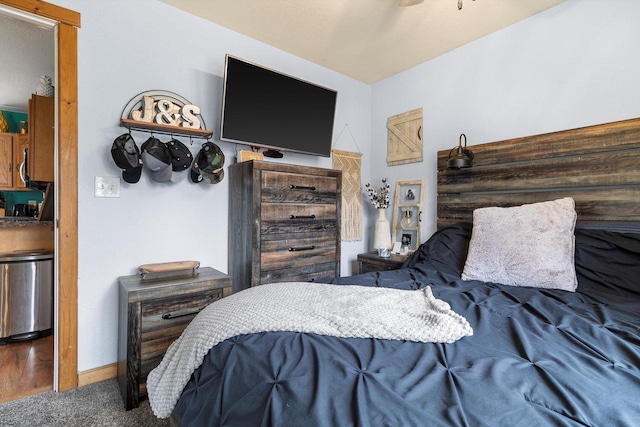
(220, 55), (337, 157)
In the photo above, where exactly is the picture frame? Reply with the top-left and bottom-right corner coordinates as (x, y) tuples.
(391, 180), (424, 253)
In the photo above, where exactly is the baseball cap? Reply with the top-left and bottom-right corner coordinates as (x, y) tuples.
(166, 139), (193, 183)
(141, 137), (172, 183)
(190, 142), (225, 184)
(110, 133), (142, 184)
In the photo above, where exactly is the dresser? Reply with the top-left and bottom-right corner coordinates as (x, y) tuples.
(117, 267), (231, 410)
(229, 161), (342, 293)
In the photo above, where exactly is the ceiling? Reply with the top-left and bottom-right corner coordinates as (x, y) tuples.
(160, 0), (566, 84)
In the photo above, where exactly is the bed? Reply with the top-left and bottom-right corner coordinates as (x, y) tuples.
(147, 117), (640, 426)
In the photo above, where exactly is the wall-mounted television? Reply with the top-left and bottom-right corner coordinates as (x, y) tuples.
(220, 55), (338, 158)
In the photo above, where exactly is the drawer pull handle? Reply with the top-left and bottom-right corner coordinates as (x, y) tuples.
(161, 307), (205, 320)
(290, 184), (316, 191)
(289, 245), (315, 252)
(289, 214), (316, 219)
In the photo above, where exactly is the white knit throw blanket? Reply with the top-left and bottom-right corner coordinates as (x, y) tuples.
(147, 282), (473, 418)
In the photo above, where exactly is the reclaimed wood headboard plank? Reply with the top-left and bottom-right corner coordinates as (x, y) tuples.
(439, 151), (640, 193)
(437, 117), (640, 228)
(436, 117), (640, 170)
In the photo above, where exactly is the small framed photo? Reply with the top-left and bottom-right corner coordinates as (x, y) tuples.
(399, 184), (422, 205)
(391, 180), (424, 253)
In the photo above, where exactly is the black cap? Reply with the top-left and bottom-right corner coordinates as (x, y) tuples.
(167, 139), (193, 183)
(110, 133), (142, 183)
(141, 137), (172, 183)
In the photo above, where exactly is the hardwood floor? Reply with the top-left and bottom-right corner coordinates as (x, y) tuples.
(0, 335), (53, 404)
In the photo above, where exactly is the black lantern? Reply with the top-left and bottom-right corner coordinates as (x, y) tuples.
(447, 133), (473, 169)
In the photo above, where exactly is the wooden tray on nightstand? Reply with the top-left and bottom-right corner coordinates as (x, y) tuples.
(138, 260), (200, 279)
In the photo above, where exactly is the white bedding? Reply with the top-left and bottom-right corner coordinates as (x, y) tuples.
(146, 282), (473, 418)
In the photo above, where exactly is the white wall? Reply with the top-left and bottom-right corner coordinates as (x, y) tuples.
(371, 0), (640, 242)
(0, 14), (54, 112)
(50, 0), (371, 372)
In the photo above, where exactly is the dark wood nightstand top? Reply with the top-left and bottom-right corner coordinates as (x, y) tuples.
(119, 267), (231, 302)
(357, 251), (408, 274)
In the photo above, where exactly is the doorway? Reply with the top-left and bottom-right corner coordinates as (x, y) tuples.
(0, 10), (54, 402)
(0, 0), (80, 395)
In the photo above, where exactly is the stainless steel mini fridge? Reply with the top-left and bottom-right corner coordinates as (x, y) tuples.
(0, 251), (53, 344)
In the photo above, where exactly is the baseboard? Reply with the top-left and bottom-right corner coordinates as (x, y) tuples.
(77, 363), (117, 387)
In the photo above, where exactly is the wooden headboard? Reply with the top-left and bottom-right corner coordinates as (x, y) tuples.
(437, 117), (640, 230)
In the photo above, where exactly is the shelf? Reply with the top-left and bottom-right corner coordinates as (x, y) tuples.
(120, 118), (213, 139)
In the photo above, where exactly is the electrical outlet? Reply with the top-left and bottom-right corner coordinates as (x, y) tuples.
(95, 176), (121, 198)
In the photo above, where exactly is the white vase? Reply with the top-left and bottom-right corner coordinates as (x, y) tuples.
(373, 208), (391, 250)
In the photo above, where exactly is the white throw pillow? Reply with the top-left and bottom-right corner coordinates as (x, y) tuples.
(461, 197), (578, 291)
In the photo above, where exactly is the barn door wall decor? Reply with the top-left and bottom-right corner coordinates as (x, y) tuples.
(387, 108), (423, 166)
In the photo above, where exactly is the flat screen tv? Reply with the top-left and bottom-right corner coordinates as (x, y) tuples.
(220, 55), (338, 158)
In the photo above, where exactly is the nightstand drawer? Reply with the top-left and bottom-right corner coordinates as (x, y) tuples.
(141, 289), (222, 336)
(139, 289), (222, 380)
(357, 251), (407, 274)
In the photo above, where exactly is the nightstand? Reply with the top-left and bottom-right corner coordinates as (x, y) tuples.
(357, 251), (408, 274)
(117, 267), (231, 410)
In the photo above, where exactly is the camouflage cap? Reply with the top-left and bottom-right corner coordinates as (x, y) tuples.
(190, 142), (225, 184)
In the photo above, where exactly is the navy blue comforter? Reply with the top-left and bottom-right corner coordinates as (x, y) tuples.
(174, 225), (640, 426)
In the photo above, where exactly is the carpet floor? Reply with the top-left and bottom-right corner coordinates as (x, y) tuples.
(0, 379), (169, 427)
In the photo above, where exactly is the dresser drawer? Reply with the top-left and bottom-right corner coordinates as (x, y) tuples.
(261, 262), (337, 284)
(259, 232), (337, 283)
(139, 289), (222, 380)
(261, 204), (337, 234)
(261, 232), (336, 265)
(261, 171), (338, 204)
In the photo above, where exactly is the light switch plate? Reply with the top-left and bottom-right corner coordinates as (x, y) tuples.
(95, 176), (121, 198)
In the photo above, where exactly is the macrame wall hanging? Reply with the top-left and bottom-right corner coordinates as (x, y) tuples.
(332, 124), (362, 241)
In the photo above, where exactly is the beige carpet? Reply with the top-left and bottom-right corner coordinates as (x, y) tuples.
(0, 379), (168, 427)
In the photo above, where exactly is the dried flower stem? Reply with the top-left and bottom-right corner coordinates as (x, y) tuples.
(365, 178), (390, 209)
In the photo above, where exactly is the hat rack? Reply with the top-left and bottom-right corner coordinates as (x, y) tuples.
(119, 90), (213, 141)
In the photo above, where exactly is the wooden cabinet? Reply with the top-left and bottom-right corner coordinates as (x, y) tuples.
(0, 95), (54, 189)
(0, 132), (29, 190)
(13, 133), (29, 189)
(117, 267), (231, 410)
(357, 251), (407, 274)
(28, 94), (54, 182)
(229, 161), (342, 293)
(0, 133), (13, 188)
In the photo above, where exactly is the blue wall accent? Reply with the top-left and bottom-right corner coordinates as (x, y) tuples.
(1, 110), (28, 134)
(1, 189), (44, 214)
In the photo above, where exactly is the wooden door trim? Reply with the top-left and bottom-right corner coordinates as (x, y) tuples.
(0, 0), (80, 27)
(0, 0), (80, 392)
